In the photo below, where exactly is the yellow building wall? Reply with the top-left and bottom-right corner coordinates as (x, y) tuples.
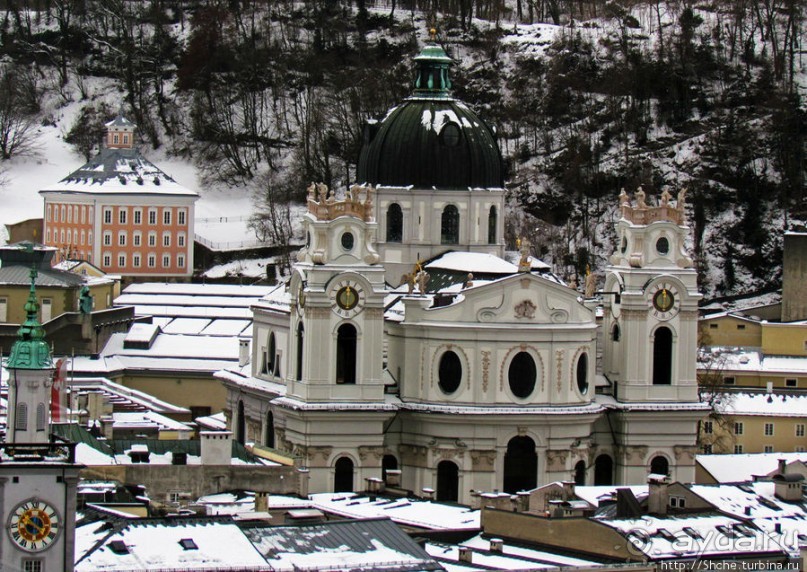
(122, 373), (227, 416)
(701, 415), (807, 454)
(761, 323), (807, 356)
(0, 282), (116, 325)
(699, 316), (762, 347)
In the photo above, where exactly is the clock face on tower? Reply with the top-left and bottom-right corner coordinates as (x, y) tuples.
(330, 279), (365, 318)
(7, 499), (61, 552)
(647, 281), (680, 320)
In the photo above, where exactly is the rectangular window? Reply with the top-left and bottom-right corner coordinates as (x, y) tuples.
(113, 134), (119, 145)
(133, 254), (141, 268)
(148, 232), (156, 247)
(123, 134), (129, 145)
(162, 254), (170, 268)
(46, 229), (51, 243)
(764, 445), (774, 453)
(61, 205), (65, 222)
(67, 205), (72, 223)
(103, 232), (112, 246)
(724, 376), (735, 385)
(103, 253), (111, 267)
(46, 205), (51, 222)
(148, 209), (157, 225)
(797, 424), (805, 437)
(177, 254), (185, 268)
(734, 422), (744, 435)
(60, 230), (65, 243)
(734, 445), (744, 454)
(703, 421), (713, 434)
(118, 254), (126, 267)
(22, 558), (42, 572)
(80, 230), (85, 245)
(0, 297), (7, 322)
(178, 209), (186, 225)
(163, 209), (172, 225)
(81, 205), (86, 224)
(119, 208), (127, 224)
(103, 208), (112, 224)
(764, 423), (774, 436)
(134, 208), (142, 224)
(709, 323), (718, 329)
(133, 232), (141, 247)
(118, 232), (126, 246)
(786, 378), (798, 388)
(147, 254), (156, 268)
(163, 233), (171, 247)
(703, 444), (713, 454)
(737, 324), (746, 330)
(797, 446), (806, 452)
(15, 404), (27, 430)
(178, 233), (186, 247)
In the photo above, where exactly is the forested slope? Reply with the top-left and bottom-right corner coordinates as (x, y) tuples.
(0, 0), (803, 297)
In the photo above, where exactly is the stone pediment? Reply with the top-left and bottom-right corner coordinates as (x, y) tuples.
(420, 273), (594, 326)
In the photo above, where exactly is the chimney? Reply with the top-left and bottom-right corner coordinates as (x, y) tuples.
(384, 469), (401, 488)
(458, 547), (473, 564)
(778, 459), (787, 476)
(201, 431), (232, 466)
(616, 488), (643, 518)
(561, 480), (576, 500)
(490, 538), (504, 553)
(366, 477), (384, 494)
(239, 339), (250, 367)
(648, 474), (670, 516)
(254, 492), (268, 512)
(421, 487), (435, 500)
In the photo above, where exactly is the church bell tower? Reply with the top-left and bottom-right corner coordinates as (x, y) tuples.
(1, 268), (81, 572)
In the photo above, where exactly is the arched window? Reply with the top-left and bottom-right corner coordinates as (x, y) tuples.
(574, 460), (586, 486)
(438, 351), (462, 394)
(336, 324), (357, 384)
(265, 410), (275, 448)
(594, 454), (613, 485)
(650, 455), (669, 475)
(296, 322), (304, 381)
(267, 333), (276, 377)
(436, 460), (459, 502)
(508, 351), (536, 398)
(441, 205), (459, 245)
(612, 323), (621, 341)
(503, 436), (537, 493)
(334, 457), (354, 492)
(653, 327), (673, 385)
(576, 352), (589, 394)
(386, 203), (403, 243)
(236, 400), (246, 444)
(36, 403), (46, 431)
(382, 455), (398, 483)
(488, 206), (497, 245)
(15, 403), (28, 430)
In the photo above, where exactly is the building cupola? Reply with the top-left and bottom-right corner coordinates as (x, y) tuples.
(413, 31), (453, 98)
(105, 112), (136, 150)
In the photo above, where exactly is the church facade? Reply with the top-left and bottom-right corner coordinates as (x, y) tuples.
(217, 42), (707, 505)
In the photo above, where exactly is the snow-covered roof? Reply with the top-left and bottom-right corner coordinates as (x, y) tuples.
(309, 493), (480, 530)
(75, 519), (267, 570)
(597, 513), (787, 560)
(696, 452), (807, 483)
(723, 392), (807, 417)
(112, 411), (192, 433)
(69, 376), (189, 414)
(425, 251), (519, 274)
(41, 147), (199, 198)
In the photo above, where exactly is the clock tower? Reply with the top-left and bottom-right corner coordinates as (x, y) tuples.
(599, 187), (707, 483)
(1, 269), (81, 572)
(277, 183), (394, 493)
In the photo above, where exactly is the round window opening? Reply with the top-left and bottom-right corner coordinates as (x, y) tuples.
(576, 352), (589, 394)
(508, 351), (537, 398)
(656, 237), (670, 255)
(438, 351), (462, 394)
(341, 232), (355, 251)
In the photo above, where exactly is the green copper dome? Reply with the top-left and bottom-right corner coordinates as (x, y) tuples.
(357, 42), (503, 190)
(7, 267), (54, 370)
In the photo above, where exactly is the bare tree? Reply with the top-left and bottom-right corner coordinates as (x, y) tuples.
(248, 166), (299, 276)
(0, 65), (41, 160)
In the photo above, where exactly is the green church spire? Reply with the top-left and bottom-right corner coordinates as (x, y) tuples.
(7, 266), (53, 369)
(412, 29), (453, 98)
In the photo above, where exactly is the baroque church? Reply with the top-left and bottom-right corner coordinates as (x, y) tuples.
(217, 41), (708, 505)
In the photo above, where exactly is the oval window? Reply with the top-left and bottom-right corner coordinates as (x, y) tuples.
(341, 232), (355, 251)
(656, 237), (669, 255)
(438, 351), (462, 394)
(620, 236), (627, 253)
(576, 352), (589, 394)
(441, 123), (461, 147)
(508, 351), (537, 398)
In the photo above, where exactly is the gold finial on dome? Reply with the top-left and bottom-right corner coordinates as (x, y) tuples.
(429, 28), (437, 41)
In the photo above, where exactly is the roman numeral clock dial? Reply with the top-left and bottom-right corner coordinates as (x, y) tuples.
(647, 282), (680, 321)
(7, 499), (61, 552)
(330, 279), (365, 318)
